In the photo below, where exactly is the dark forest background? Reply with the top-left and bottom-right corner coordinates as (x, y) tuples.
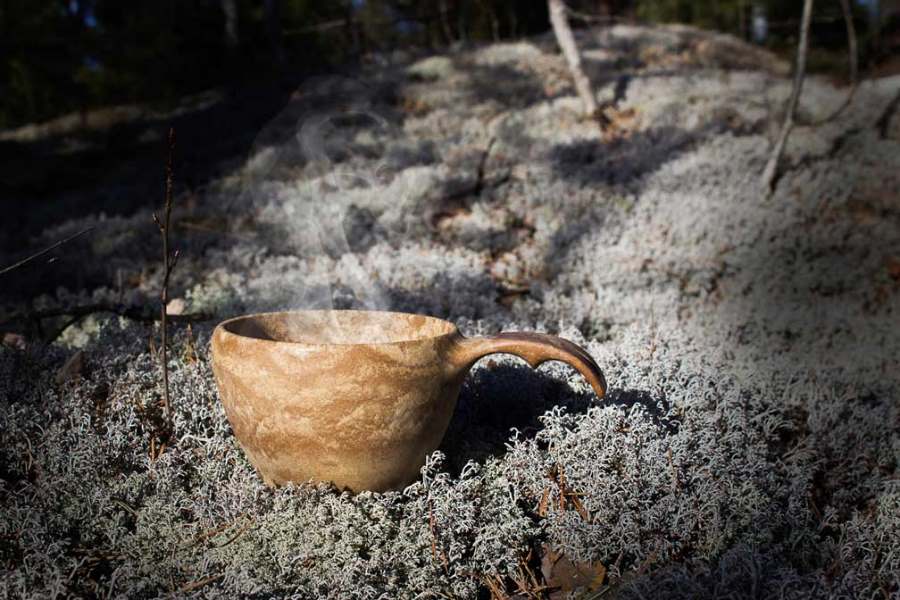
(1, 0), (893, 131)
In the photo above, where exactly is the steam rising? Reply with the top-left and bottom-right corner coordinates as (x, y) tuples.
(240, 76), (421, 343)
(296, 111), (391, 311)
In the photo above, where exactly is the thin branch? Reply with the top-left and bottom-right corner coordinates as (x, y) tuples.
(2, 303), (209, 325)
(155, 128), (177, 420)
(0, 227), (94, 277)
(761, 0), (814, 195)
(805, 0), (858, 126)
(180, 512), (248, 550)
(438, 0), (455, 44)
(216, 516), (255, 548)
(176, 574), (223, 594)
(428, 498), (450, 574)
(473, 137), (497, 196)
(876, 87), (900, 139)
(548, 0), (599, 119)
(438, 137), (508, 206)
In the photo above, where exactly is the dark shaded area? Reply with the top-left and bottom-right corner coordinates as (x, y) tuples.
(3, 0), (883, 132)
(442, 372), (679, 477)
(600, 387), (678, 432)
(691, 158), (900, 587)
(451, 55), (629, 115)
(386, 272), (505, 321)
(454, 61), (554, 110)
(0, 1), (347, 129)
(0, 0), (553, 130)
(0, 69), (424, 307)
(714, 195), (900, 382)
(441, 361), (598, 474)
(548, 127), (697, 188)
(0, 81), (299, 300)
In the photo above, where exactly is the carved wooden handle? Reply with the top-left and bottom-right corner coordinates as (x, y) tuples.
(450, 332), (606, 398)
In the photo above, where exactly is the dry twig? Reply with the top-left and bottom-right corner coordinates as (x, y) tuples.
(483, 574), (510, 600)
(216, 516), (255, 548)
(181, 512), (249, 550)
(666, 447), (680, 493)
(546, 464), (591, 521)
(876, 88), (900, 139)
(154, 128), (178, 420)
(761, 0), (814, 194)
(0, 227), (94, 277)
(176, 573), (223, 594)
(428, 499), (450, 573)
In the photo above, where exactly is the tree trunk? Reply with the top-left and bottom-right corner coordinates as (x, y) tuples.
(438, 0), (455, 44)
(222, 0), (239, 49)
(486, 1), (500, 42)
(760, 0), (814, 194)
(457, 1), (468, 43)
(548, 0), (598, 118)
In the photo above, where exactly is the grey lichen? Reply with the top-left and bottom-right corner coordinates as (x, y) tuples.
(2, 22), (899, 599)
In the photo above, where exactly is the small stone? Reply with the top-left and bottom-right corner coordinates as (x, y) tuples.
(166, 298), (186, 315)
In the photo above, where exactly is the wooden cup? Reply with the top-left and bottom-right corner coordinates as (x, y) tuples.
(211, 310), (606, 492)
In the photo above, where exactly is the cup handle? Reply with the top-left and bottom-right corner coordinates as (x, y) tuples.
(450, 332), (606, 398)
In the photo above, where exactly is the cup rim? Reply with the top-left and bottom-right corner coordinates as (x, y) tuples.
(214, 309), (460, 348)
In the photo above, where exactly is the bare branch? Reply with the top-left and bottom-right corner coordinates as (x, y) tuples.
(157, 127), (177, 420)
(438, 0), (455, 44)
(177, 574), (223, 594)
(0, 227), (95, 277)
(548, 0), (598, 118)
(761, 0), (814, 195)
(876, 88), (900, 139)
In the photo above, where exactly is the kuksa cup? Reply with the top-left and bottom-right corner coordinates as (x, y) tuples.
(211, 310), (606, 492)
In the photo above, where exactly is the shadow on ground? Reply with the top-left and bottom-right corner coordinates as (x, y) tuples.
(0, 82), (299, 249)
(440, 361), (598, 474)
(547, 126), (697, 189)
